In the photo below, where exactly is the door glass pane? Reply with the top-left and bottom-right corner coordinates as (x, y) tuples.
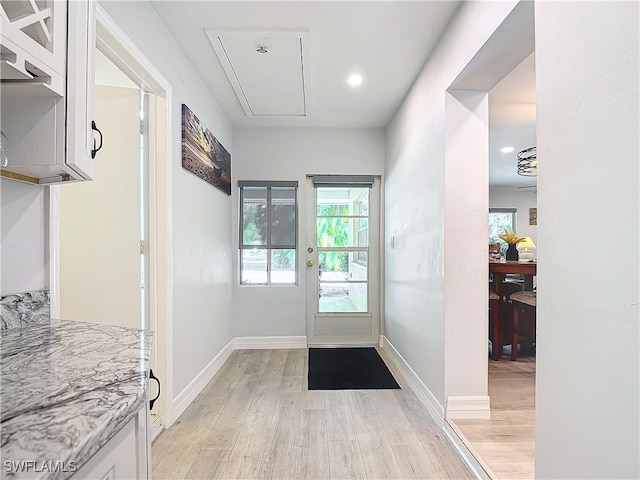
(357, 218), (368, 263)
(241, 249), (267, 284)
(271, 249), (296, 284)
(316, 187), (369, 216)
(242, 187), (267, 245)
(318, 251), (368, 280)
(271, 187), (296, 246)
(319, 282), (368, 313)
(315, 186), (370, 314)
(317, 218), (368, 248)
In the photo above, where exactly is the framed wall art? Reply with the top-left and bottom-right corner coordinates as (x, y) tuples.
(181, 104), (231, 195)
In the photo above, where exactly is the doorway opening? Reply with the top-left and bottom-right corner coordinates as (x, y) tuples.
(95, 7), (173, 435)
(444, 2), (537, 478)
(52, 6), (173, 438)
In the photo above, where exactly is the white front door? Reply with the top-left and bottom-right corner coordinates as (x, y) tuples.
(306, 178), (380, 345)
(59, 85), (144, 329)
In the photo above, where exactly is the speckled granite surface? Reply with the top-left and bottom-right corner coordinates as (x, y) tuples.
(0, 289), (50, 330)
(0, 318), (153, 480)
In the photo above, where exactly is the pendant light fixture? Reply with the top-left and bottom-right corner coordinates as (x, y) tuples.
(517, 146), (537, 176)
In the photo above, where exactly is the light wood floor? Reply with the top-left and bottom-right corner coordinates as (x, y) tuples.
(151, 348), (474, 480)
(450, 357), (535, 480)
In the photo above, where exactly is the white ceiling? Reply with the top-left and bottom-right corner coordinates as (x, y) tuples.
(151, 0), (536, 186)
(95, 49), (137, 89)
(150, 0), (462, 128)
(205, 29), (310, 117)
(489, 52), (537, 187)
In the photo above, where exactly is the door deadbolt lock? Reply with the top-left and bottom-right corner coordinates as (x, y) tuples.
(307, 247), (314, 253)
(307, 260), (314, 267)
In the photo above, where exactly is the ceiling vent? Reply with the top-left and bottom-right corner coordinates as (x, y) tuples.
(205, 30), (309, 117)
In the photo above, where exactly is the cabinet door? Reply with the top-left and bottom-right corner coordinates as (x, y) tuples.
(71, 417), (138, 479)
(65, 0), (96, 180)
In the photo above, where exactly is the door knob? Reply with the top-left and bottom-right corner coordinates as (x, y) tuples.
(307, 260), (314, 267)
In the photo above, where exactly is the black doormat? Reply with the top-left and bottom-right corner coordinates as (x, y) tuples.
(307, 347), (400, 390)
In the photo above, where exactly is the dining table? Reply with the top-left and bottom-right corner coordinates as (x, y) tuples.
(489, 260), (537, 360)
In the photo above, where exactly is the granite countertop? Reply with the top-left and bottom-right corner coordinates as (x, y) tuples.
(0, 318), (153, 480)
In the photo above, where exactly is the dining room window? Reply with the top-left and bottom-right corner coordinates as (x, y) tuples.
(489, 208), (517, 245)
(239, 181), (298, 285)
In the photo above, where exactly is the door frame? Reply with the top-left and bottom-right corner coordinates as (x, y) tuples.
(305, 177), (381, 346)
(49, 6), (175, 430)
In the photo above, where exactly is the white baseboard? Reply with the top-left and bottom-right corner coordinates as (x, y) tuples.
(150, 416), (163, 443)
(381, 336), (445, 425)
(233, 336), (307, 349)
(172, 338), (234, 421)
(446, 396), (491, 419)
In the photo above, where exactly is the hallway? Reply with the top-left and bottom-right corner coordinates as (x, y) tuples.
(152, 348), (474, 479)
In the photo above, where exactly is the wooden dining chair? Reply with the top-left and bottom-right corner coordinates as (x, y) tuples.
(489, 290), (501, 360)
(510, 291), (537, 361)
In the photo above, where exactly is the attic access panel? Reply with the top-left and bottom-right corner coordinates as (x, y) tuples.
(206, 30), (309, 117)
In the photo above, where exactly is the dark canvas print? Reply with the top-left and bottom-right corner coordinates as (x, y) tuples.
(181, 104), (231, 195)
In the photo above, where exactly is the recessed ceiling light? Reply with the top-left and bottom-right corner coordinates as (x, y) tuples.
(347, 73), (363, 87)
(500, 146), (515, 153)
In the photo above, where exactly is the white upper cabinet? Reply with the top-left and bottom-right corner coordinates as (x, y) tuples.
(66, 0), (95, 181)
(0, 0), (96, 184)
(0, 0), (67, 95)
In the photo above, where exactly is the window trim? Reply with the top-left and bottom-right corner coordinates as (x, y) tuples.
(239, 182), (298, 286)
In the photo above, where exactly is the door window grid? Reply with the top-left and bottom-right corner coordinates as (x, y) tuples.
(240, 185), (297, 285)
(316, 187), (370, 313)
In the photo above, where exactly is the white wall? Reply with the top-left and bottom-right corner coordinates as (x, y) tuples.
(0, 179), (47, 295)
(385, 1), (518, 407)
(232, 127), (384, 337)
(99, 0), (234, 397)
(490, 186), (537, 243)
(535, 2), (639, 478)
(443, 91), (489, 404)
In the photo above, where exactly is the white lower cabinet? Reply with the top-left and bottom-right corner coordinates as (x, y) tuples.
(72, 406), (150, 480)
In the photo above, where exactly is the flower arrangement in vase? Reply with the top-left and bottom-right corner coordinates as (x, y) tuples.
(498, 230), (526, 261)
